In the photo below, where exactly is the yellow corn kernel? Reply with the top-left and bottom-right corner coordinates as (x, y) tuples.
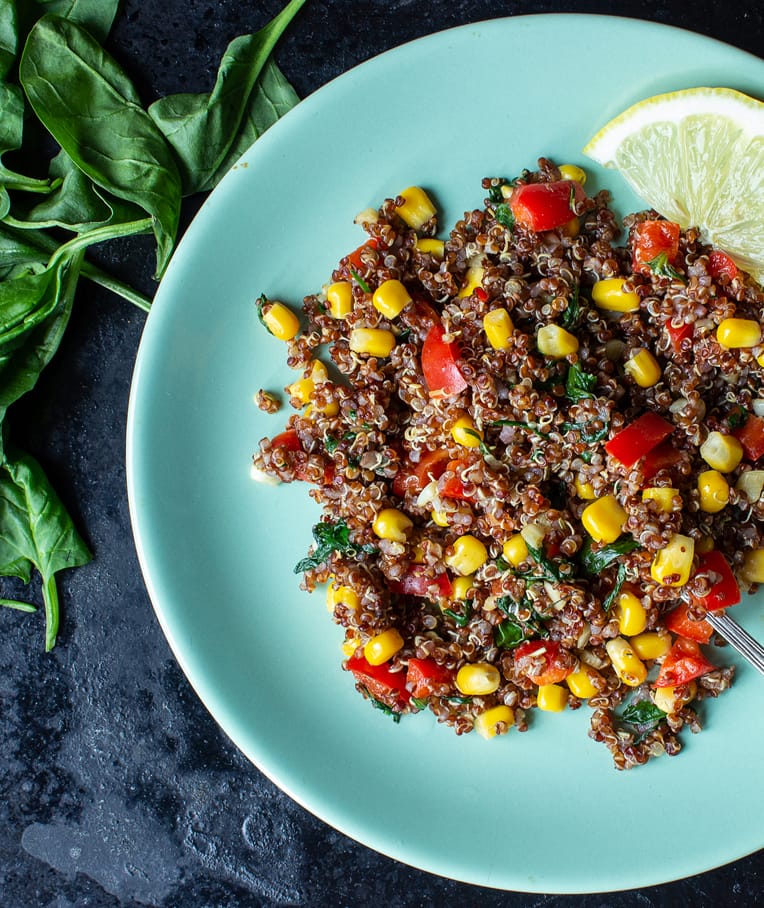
(431, 509), (449, 527)
(697, 469), (730, 513)
(445, 534), (488, 575)
(473, 704), (514, 739)
(458, 264), (485, 298)
(561, 217), (580, 238)
(630, 631), (671, 661)
(262, 301), (300, 340)
(581, 494), (627, 544)
(415, 237), (445, 258)
(536, 683), (569, 712)
(349, 327), (395, 357)
(372, 507), (413, 542)
(717, 317), (762, 348)
(326, 582), (360, 612)
(372, 278), (412, 320)
(696, 535), (715, 554)
(566, 664), (601, 699)
(559, 163), (587, 184)
(411, 543), (426, 563)
(364, 628), (404, 666)
(614, 590), (647, 637)
(757, 350), (764, 368)
(310, 360), (328, 383)
(341, 636), (359, 659)
(575, 476), (596, 500)
(605, 636), (647, 687)
(650, 533), (695, 587)
(483, 308), (515, 350)
(642, 487), (679, 513)
(327, 281), (353, 319)
(397, 186), (436, 229)
(287, 375), (314, 406)
(741, 548), (764, 583)
(451, 575), (475, 600)
(591, 278), (640, 312)
(502, 534), (529, 567)
(455, 662), (501, 695)
(653, 680), (697, 714)
(624, 348), (662, 388)
(451, 414), (483, 447)
(536, 324), (579, 358)
(699, 431), (743, 472)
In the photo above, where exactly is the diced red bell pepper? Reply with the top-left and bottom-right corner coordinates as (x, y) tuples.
(509, 180), (586, 232)
(654, 638), (715, 688)
(389, 564), (453, 598)
(421, 323), (468, 399)
(346, 653), (411, 705)
(708, 250), (738, 281)
(605, 412), (675, 467)
(344, 237), (379, 270)
(692, 550), (741, 612)
(632, 219), (681, 274)
(405, 657), (455, 699)
(513, 639), (577, 686)
(664, 603), (713, 644)
(640, 441), (683, 479)
(270, 429), (302, 451)
(665, 319), (694, 354)
(734, 414), (764, 461)
(392, 448), (451, 498)
(438, 458), (474, 501)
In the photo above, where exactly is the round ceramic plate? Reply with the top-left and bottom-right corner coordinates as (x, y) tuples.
(127, 14), (764, 893)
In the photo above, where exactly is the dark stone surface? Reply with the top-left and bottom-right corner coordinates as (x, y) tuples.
(1, 1), (763, 905)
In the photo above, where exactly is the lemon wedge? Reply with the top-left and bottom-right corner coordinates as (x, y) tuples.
(583, 86), (764, 283)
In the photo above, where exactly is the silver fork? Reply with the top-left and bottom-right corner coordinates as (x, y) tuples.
(705, 612), (764, 676)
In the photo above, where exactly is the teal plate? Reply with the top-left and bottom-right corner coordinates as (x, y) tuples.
(127, 15), (764, 893)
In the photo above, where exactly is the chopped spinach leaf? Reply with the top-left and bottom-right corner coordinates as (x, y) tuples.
(621, 698), (667, 742)
(411, 696), (429, 710)
(349, 267), (370, 293)
(495, 202), (515, 230)
(495, 555), (512, 573)
(602, 561), (627, 612)
(324, 433), (340, 454)
(294, 518), (376, 573)
(526, 541), (563, 582)
(728, 405), (749, 430)
(443, 601), (473, 628)
(580, 535), (641, 575)
(561, 419), (609, 445)
(565, 362), (597, 401)
(495, 595), (548, 641)
(495, 618), (526, 649)
(560, 284), (581, 329)
(490, 419), (549, 439)
(255, 292), (268, 327)
(443, 695), (473, 704)
(646, 252), (686, 283)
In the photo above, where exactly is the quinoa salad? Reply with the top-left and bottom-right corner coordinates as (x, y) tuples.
(251, 158), (764, 769)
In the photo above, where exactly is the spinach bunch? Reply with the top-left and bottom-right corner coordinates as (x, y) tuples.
(0, 0), (307, 648)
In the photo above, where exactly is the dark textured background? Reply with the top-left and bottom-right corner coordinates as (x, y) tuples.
(2, 1), (763, 905)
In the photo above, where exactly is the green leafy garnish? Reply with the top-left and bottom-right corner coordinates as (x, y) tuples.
(411, 696), (429, 710)
(728, 405), (749, 430)
(561, 419), (609, 445)
(646, 252), (686, 283)
(495, 202), (515, 230)
(443, 601), (473, 628)
(463, 427), (495, 460)
(602, 562), (627, 613)
(621, 699), (667, 742)
(494, 619), (526, 649)
(580, 536), (641, 575)
(349, 267), (371, 293)
(324, 433), (340, 454)
(443, 695), (473, 704)
(295, 519), (376, 573)
(360, 687), (402, 723)
(495, 595), (548, 646)
(560, 284), (581, 329)
(490, 419), (549, 439)
(495, 555), (512, 573)
(565, 362), (597, 401)
(525, 541), (568, 583)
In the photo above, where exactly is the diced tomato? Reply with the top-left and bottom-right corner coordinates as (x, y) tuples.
(632, 219), (681, 274)
(405, 657), (454, 699)
(421, 323), (468, 398)
(509, 180), (586, 232)
(641, 441), (683, 479)
(665, 319), (694, 354)
(733, 414), (764, 461)
(664, 602), (713, 644)
(392, 448), (450, 498)
(270, 429), (302, 451)
(438, 458), (474, 501)
(708, 250), (738, 281)
(605, 412), (675, 467)
(654, 638), (715, 688)
(389, 564), (452, 598)
(692, 550), (741, 612)
(346, 653), (410, 705)
(344, 237), (379, 270)
(513, 639), (576, 686)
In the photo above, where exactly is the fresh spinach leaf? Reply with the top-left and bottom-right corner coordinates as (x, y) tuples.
(494, 618), (525, 649)
(495, 594), (548, 644)
(526, 541), (565, 582)
(580, 535), (641, 575)
(565, 362), (597, 401)
(0, 0), (19, 79)
(621, 699), (667, 742)
(34, 0), (120, 43)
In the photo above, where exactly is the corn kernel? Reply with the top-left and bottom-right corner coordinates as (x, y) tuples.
(561, 217), (580, 238)
(287, 376), (314, 406)
(581, 494), (627, 544)
(536, 324), (579, 358)
(327, 281), (353, 319)
(502, 534), (529, 567)
(741, 548), (764, 583)
(310, 360), (328, 383)
(696, 535), (715, 554)
(473, 704), (514, 739)
(451, 414), (483, 447)
(559, 164), (587, 184)
(605, 637), (647, 687)
(566, 664), (601, 699)
(653, 680), (697, 714)
(372, 507), (413, 542)
(483, 308), (515, 350)
(624, 348), (662, 388)
(411, 543), (426, 563)
(446, 534), (488, 575)
(641, 487), (679, 513)
(431, 509), (449, 527)
(364, 628), (404, 665)
(326, 582), (360, 612)
(458, 264), (485, 299)
(341, 636), (359, 659)
(700, 431), (743, 472)
(451, 575), (475, 600)
(372, 279), (412, 319)
(575, 476), (596, 500)
(717, 317), (762, 348)
(415, 237), (445, 258)
(455, 662), (501, 695)
(262, 301), (300, 340)
(697, 469), (730, 513)
(614, 590), (647, 636)
(592, 278), (640, 312)
(650, 533), (695, 587)
(397, 186), (436, 229)
(349, 328), (395, 357)
(630, 631), (671, 661)
(757, 350), (764, 369)
(536, 683), (569, 712)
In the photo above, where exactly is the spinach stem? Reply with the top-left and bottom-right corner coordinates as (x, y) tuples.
(0, 598), (36, 612)
(42, 573), (59, 652)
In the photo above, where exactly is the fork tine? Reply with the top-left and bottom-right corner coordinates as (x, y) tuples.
(705, 613), (764, 676)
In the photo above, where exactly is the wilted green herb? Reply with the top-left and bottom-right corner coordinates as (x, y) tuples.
(565, 362), (597, 401)
(560, 284), (581, 329)
(443, 601), (473, 628)
(647, 252), (686, 283)
(411, 696), (429, 710)
(621, 698), (667, 742)
(490, 419), (549, 439)
(561, 419), (609, 445)
(360, 687), (401, 723)
(602, 562), (628, 613)
(495, 202), (515, 230)
(728, 405), (749, 430)
(580, 536), (641, 575)
(349, 267), (370, 293)
(295, 519), (376, 573)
